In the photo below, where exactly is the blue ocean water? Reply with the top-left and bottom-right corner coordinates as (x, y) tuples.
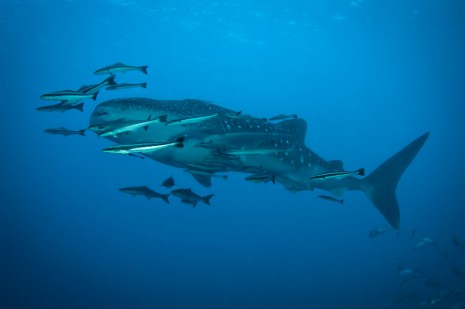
(1, 0), (464, 308)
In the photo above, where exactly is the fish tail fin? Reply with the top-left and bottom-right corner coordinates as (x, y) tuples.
(340, 199), (344, 205)
(107, 74), (117, 85)
(140, 66), (148, 74)
(141, 82), (147, 88)
(357, 168), (365, 176)
(162, 194), (170, 204)
(360, 132), (430, 229)
(74, 103), (84, 112)
(222, 175), (228, 180)
(92, 92), (99, 101)
(202, 194), (214, 205)
(78, 129), (86, 136)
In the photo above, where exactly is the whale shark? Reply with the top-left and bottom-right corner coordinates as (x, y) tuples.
(89, 98), (429, 229)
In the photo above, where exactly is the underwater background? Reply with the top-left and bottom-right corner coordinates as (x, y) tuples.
(1, 0), (464, 308)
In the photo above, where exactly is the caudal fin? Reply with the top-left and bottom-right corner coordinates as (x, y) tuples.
(139, 66), (148, 75)
(202, 194), (214, 205)
(73, 102), (84, 112)
(161, 194), (170, 204)
(361, 132), (430, 229)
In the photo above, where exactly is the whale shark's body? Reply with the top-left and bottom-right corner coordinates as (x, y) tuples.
(89, 98), (429, 228)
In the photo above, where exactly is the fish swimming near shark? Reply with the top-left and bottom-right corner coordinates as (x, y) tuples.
(165, 114), (220, 127)
(94, 62), (148, 75)
(119, 186), (169, 204)
(40, 90), (98, 102)
(97, 115), (168, 137)
(44, 127), (86, 137)
(309, 168), (365, 180)
(102, 137), (184, 155)
(106, 82), (147, 90)
(171, 188), (214, 207)
(36, 102), (84, 113)
(89, 98), (430, 228)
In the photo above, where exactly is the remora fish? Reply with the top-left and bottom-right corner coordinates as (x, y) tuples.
(268, 114), (298, 121)
(94, 62), (148, 75)
(309, 168), (365, 180)
(44, 127), (86, 137)
(78, 75), (117, 94)
(102, 137), (184, 155)
(98, 115), (168, 137)
(171, 188), (214, 207)
(165, 114), (219, 127)
(318, 195), (344, 204)
(89, 98), (430, 229)
(119, 186), (169, 203)
(36, 102), (84, 112)
(40, 90), (98, 102)
(106, 82), (147, 90)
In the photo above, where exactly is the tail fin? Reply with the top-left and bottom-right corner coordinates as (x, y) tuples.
(361, 132), (430, 229)
(92, 91), (99, 101)
(74, 103), (84, 112)
(202, 194), (214, 205)
(161, 194), (170, 204)
(106, 74), (117, 85)
(140, 66), (148, 75)
(141, 82), (147, 88)
(78, 129), (86, 136)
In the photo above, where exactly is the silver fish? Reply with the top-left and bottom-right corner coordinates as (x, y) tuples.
(40, 90), (98, 102)
(36, 102), (84, 113)
(171, 188), (214, 207)
(309, 168), (365, 180)
(98, 115), (167, 137)
(119, 186), (169, 204)
(165, 114), (219, 127)
(102, 137), (184, 155)
(44, 127), (86, 137)
(94, 62), (148, 75)
(106, 82), (147, 90)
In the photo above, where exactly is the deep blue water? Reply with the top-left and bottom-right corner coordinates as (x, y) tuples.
(1, 1), (465, 308)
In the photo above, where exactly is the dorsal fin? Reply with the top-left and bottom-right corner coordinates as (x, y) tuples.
(275, 119), (307, 143)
